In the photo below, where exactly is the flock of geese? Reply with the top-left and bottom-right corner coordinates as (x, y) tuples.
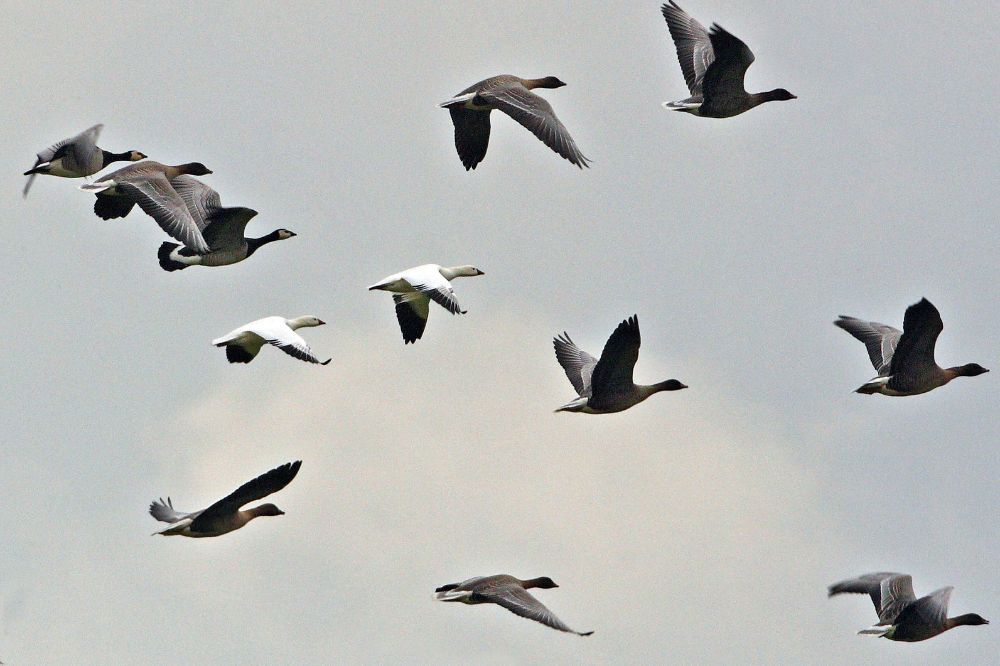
(20, 1), (991, 648)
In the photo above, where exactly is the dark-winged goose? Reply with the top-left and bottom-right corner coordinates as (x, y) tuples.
(150, 461), (302, 537)
(368, 264), (485, 343)
(80, 161), (214, 253)
(554, 315), (687, 413)
(23, 124), (145, 197)
(435, 575), (593, 636)
(156, 175), (295, 271)
(660, 2), (795, 117)
(440, 75), (590, 169)
(212, 316), (330, 365)
(835, 298), (988, 396)
(829, 573), (989, 641)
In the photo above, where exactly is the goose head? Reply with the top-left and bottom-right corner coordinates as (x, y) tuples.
(525, 576), (559, 589)
(128, 151), (147, 162)
(957, 363), (989, 377)
(253, 503), (285, 517)
(275, 229), (297, 240)
(180, 162), (213, 176)
(533, 76), (566, 89)
(287, 315), (326, 330)
(451, 265), (485, 277)
(767, 88), (797, 101)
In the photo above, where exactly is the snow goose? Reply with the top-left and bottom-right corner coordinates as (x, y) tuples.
(441, 75), (590, 170)
(212, 316), (331, 365)
(79, 161), (214, 254)
(660, 2), (796, 117)
(155, 175), (296, 271)
(828, 573), (988, 642)
(23, 123), (145, 197)
(835, 298), (988, 396)
(435, 575), (593, 636)
(150, 461), (301, 538)
(554, 315), (687, 413)
(368, 264), (484, 343)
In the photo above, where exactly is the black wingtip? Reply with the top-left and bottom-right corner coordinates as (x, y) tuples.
(320, 358), (332, 366)
(578, 631), (595, 637)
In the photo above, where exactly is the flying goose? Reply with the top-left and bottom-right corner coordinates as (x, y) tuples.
(79, 161), (214, 254)
(554, 315), (687, 413)
(660, 2), (796, 117)
(212, 316), (331, 365)
(435, 575), (593, 636)
(441, 75), (590, 170)
(155, 175), (295, 271)
(150, 461), (302, 538)
(835, 298), (988, 396)
(23, 123), (145, 197)
(828, 572), (989, 642)
(368, 264), (485, 343)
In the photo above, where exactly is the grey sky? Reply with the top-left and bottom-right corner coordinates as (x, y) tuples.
(2, 1), (997, 663)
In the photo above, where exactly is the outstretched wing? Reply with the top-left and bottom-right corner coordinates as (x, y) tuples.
(590, 315), (641, 397)
(481, 85), (590, 168)
(393, 292), (430, 344)
(661, 2), (714, 95)
(117, 175), (210, 253)
(834, 316), (902, 374)
(553, 333), (598, 397)
(480, 585), (592, 636)
(190, 461), (302, 531)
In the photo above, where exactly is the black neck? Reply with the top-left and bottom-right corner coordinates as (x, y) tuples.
(101, 150), (132, 167)
(245, 231), (281, 257)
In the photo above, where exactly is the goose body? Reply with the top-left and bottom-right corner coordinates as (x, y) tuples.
(80, 161), (215, 253)
(154, 176), (295, 271)
(150, 461), (301, 538)
(441, 75), (590, 169)
(368, 264), (484, 343)
(835, 298), (988, 396)
(829, 572), (989, 642)
(23, 124), (145, 197)
(660, 2), (795, 118)
(434, 574), (593, 636)
(212, 315), (330, 365)
(554, 315), (687, 414)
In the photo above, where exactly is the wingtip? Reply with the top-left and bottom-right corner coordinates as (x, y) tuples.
(320, 358), (332, 366)
(578, 630), (595, 637)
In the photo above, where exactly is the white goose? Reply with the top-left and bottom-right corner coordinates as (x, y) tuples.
(212, 316), (330, 365)
(368, 264), (484, 343)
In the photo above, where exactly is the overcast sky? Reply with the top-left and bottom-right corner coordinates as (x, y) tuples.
(2, 1), (997, 664)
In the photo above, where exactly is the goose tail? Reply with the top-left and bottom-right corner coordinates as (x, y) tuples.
(157, 243), (188, 272)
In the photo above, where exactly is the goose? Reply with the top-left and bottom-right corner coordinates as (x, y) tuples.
(79, 161), (214, 254)
(660, 2), (796, 117)
(368, 264), (484, 343)
(155, 175), (295, 271)
(441, 75), (590, 170)
(23, 124), (146, 198)
(835, 298), (988, 396)
(435, 575), (593, 636)
(212, 316), (331, 365)
(828, 572), (989, 642)
(554, 315), (687, 413)
(150, 461), (301, 538)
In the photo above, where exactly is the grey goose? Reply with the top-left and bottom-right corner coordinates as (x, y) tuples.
(554, 315), (687, 413)
(835, 298), (988, 396)
(212, 316), (330, 365)
(150, 461), (302, 538)
(441, 75), (590, 170)
(156, 175), (295, 271)
(368, 264), (484, 343)
(23, 123), (145, 197)
(80, 161), (214, 254)
(829, 573), (988, 642)
(435, 575), (593, 636)
(661, 2), (795, 117)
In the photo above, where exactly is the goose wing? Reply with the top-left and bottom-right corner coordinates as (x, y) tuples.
(701, 25), (755, 100)
(877, 574), (918, 624)
(834, 317), (901, 375)
(479, 584), (591, 636)
(480, 84), (590, 168)
(190, 461), (302, 531)
(590, 315), (641, 397)
(393, 292), (430, 344)
(887, 299), (943, 389)
(24, 123), (103, 197)
(403, 265), (464, 315)
(169, 175), (222, 231)
(116, 174), (210, 253)
(202, 208), (259, 251)
(553, 333), (598, 397)
(449, 107), (492, 170)
(893, 587), (952, 631)
(661, 2), (714, 95)
(828, 572), (905, 617)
